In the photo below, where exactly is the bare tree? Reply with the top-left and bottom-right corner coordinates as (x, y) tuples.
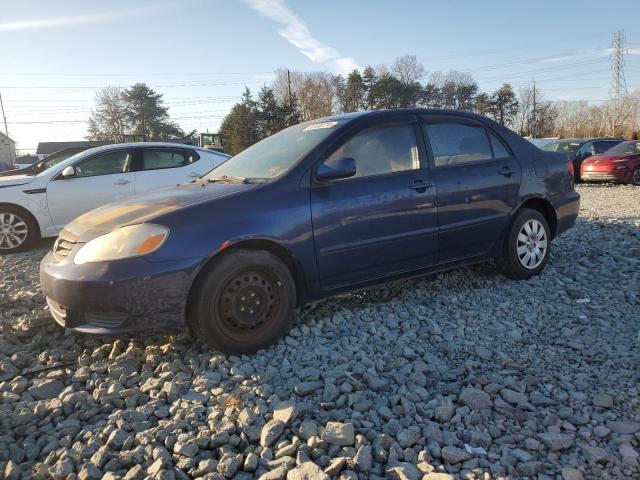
(392, 54), (425, 85)
(87, 86), (127, 142)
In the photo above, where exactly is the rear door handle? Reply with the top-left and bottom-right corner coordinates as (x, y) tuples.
(408, 180), (433, 193)
(498, 167), (517, 177)
(114, 179), (131, 185)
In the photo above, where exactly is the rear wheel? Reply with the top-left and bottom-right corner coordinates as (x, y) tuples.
(631, 167), (640, 186)
(497, 209), (551, 280)
(0, 206), (37, 253)
(189, 250), (296, 354)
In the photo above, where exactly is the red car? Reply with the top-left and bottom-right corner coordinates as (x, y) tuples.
(581, 140), (640, 185)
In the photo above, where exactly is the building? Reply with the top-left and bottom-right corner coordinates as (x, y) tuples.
(36, 140), (112, 157)
(0, 131), (16, 171)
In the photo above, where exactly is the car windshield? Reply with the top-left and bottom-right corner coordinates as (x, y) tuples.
(202, 120), (342, 182)
(542, 141), (581, 153)
(605, 141), (640, 155)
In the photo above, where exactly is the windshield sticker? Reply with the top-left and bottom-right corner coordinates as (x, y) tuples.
(303, 121), (338, 131)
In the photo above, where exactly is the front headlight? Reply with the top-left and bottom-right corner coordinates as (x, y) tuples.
(74, 224), (169, 265)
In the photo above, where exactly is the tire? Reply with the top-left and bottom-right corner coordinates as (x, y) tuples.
(496, 208), (551, 280)
(188, 250), (296, 355)
(0, 206), (38, 253)
(631, 167), (640, 186)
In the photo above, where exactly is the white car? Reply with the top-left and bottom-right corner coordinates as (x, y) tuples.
(0, 142), (229, 253)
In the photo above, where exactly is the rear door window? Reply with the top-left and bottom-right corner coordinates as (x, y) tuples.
(423, 123), (493, 167)
(142, 149), (197, 171)
(594, 141), (617, 154)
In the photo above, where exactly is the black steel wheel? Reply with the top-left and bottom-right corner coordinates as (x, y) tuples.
(189, 250), (296, 354)
(631, 167), (640, 186)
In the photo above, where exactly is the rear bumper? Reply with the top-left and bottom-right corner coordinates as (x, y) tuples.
(40, 251), (203, 334)
(551, 190), (580, 237)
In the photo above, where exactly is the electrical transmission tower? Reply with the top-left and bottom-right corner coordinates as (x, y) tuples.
(610, 30), (628, 102)
(608, 30), (628, 135)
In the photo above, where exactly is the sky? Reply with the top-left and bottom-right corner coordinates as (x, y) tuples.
(1, 0), (639, 154)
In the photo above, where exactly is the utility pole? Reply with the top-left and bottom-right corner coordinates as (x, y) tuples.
(532, 80), (536, 138)
(0, 90), (8, 137)
(287, 69), (293, 110)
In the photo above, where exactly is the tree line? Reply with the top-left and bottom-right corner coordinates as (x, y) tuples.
(220, 55), (525, 155)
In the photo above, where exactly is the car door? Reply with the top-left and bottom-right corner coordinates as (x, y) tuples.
(421, 117), (521, 262)
(134, 147), (212, 193)
(594, 140), (620, 154)
(310, 119), (438, 290)
(46, 148), (135, 228)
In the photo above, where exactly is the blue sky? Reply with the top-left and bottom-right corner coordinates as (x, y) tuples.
(1, 0), (639, 153)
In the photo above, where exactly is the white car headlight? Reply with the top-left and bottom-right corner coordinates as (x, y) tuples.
(74, 224), (169, 265)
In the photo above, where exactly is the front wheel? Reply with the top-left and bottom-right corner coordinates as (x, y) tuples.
(188, 250), (296, 355)
(497, 209), (551, 280)
(0, 206), (38, 253)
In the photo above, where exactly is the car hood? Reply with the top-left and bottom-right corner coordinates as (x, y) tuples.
(64, 182), (259, 242)
(0, 173), (36, 187)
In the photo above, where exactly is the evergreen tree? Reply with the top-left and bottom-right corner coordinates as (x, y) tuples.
(491, 84), (519, 126)
(362, 66), (378, 110)
(122, 83), (183, 139)
(342, 70), (366, 112)
(219, 87), (259, 155)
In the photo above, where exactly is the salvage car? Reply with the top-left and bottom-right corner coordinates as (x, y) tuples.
(580, 140), (640, 185)
(40, 109), (580, 354)
(542, 137), (624, 182)
(0, 143), (228, 252)
(0, 146), (97, 178)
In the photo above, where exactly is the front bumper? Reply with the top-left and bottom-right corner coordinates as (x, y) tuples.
(40, 251), (203, 335)
(580, 171), (627, 183)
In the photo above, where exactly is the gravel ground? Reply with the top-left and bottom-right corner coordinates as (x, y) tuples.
(1, 183), (639, 480)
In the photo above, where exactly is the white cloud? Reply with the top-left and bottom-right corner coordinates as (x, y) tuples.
(0, 3), (182, 31)
(243, 0), (359, 74)
(544, 46), (640, 63)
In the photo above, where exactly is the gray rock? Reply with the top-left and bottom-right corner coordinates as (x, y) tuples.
(441, 445), (471, 464)
(261, 419), (286, 447)
(458, 388), (492, 410)
(298, 420), (318, 440)
(608, 420), (640, 435)
(217, 453), (243, 478)
(28, 378), (64, 400)
(539, 433), (574, 451)
(78, 464), (103, 480)
(385, 462), (422, 480)
(353, 445), (372, 472)
(173, 442), (198, 457)
(286, 462), (329, 480)
(273, 400), (297, 424)
(321, 422), (355, 446)
(593, 393), (614, 408)
(561, 467), (584, 480)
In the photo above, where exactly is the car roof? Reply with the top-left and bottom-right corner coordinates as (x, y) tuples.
(82, 141), (229, 156)
(322, 108), (498, 123)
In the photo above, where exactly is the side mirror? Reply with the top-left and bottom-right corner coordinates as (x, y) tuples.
(61, 166), (76, 178)
(315, 157), (356, 181)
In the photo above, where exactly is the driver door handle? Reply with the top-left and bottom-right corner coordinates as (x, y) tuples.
(408, 180), (433, 193)
(498, 167), (517, 177)
(114, 179), (131, 185)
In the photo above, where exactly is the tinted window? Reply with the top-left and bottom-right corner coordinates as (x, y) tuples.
(327, 124), (419, 179)
(489, 131), (510, 158)
(578, 141), (594, 157)
(424, 123), (493, 166)
(594, 141), (619, 154)
(142, 149), (194, 170)
(74, 150), (133, 178)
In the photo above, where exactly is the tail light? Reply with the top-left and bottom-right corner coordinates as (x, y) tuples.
(566, 160), (575, 188)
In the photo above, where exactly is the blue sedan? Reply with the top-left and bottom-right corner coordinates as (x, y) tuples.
(40, 109), (579, 354)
